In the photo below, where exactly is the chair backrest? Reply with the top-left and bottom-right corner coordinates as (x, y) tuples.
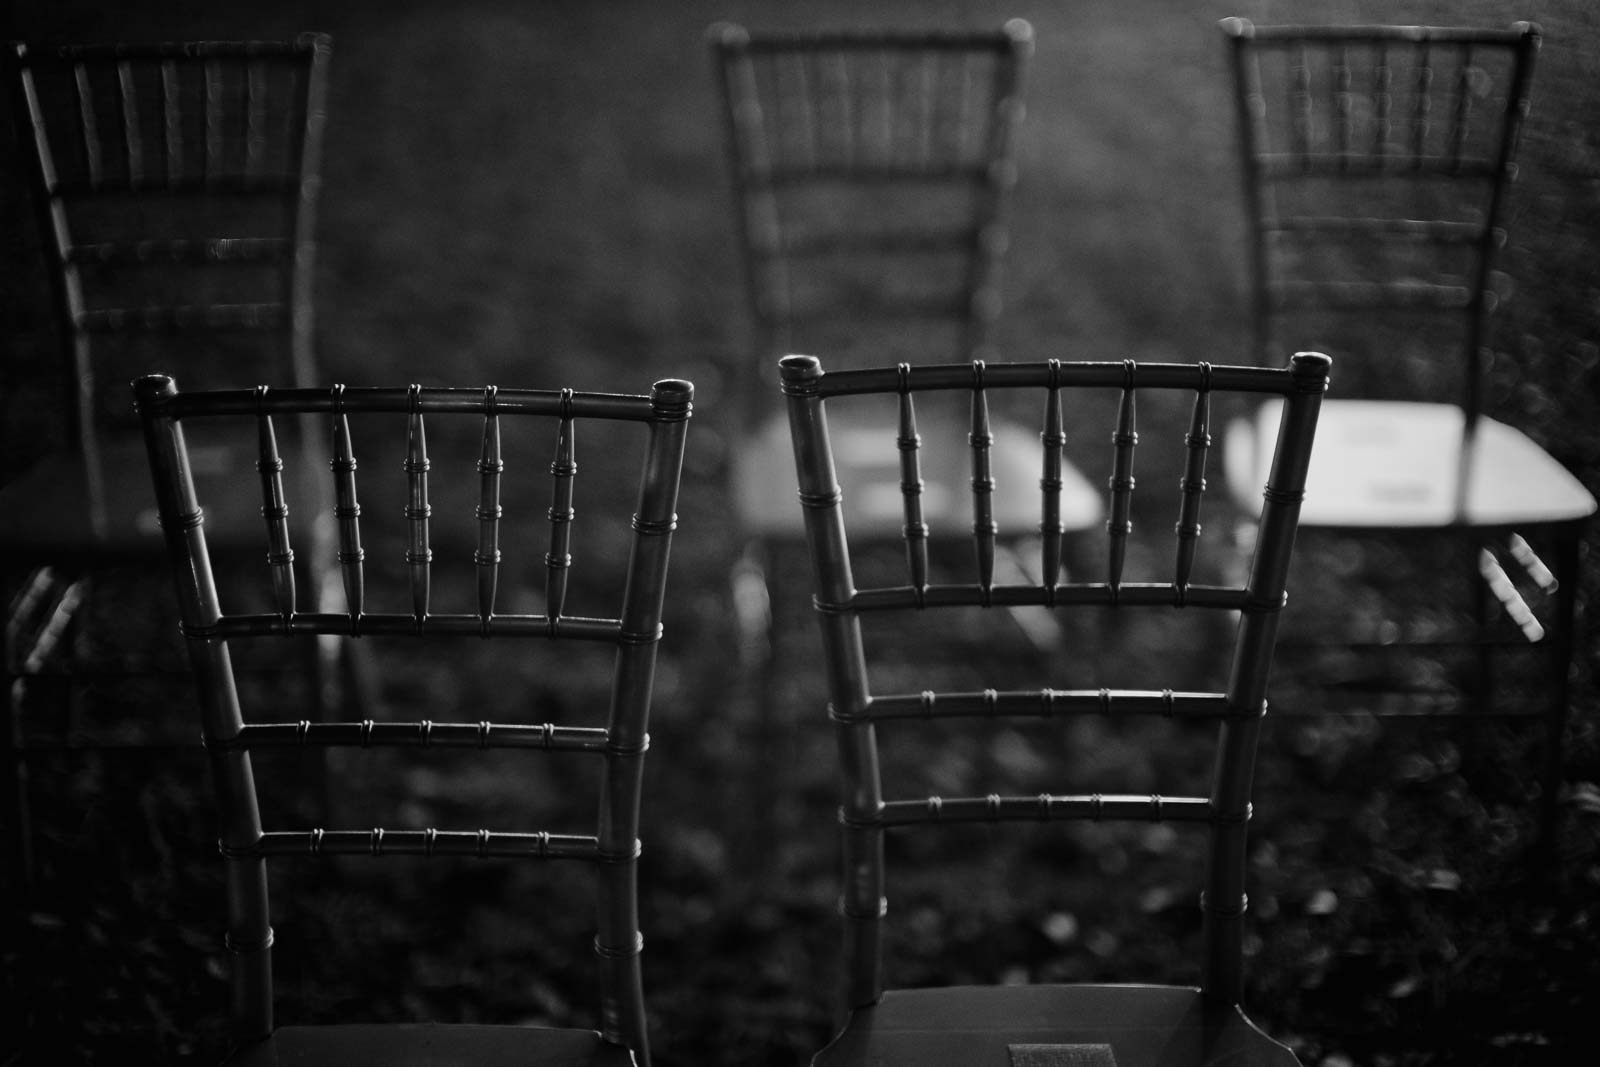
(1222, 18), (1538, 420)
(12, 35), (331, 458)
(780, 352), (1329, 1008)
(133, 374), (693, 1065)
(711, 21), (1032, 424)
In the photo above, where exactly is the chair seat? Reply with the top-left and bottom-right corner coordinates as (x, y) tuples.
(1223, 399), (1597, 529)
(736, 408), (1105, 536)
(0, 438), (313, 564)
(222, 1023), (638, 1066)
(812, 984), (1299, 1067)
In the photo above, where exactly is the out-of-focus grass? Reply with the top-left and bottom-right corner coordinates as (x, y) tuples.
(3, 1), (1597, 1065)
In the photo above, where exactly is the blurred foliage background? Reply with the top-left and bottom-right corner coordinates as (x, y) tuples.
(2, 1), (1598, 1065)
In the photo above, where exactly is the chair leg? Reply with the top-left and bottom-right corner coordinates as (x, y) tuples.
(1536, 523), (1583, 851)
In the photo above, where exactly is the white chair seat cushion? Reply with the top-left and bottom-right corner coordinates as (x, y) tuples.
(1224, 399), (1596, 528)
(736, 407), (1105, 536)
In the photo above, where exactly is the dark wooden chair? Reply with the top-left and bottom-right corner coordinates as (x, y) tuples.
(2, 35), (342, 892)
(709, 20), (1102, 659)
(133, 374), (693, 1065)
(1217, 18), (1595, 837)
(780, 352), (1331, 1066)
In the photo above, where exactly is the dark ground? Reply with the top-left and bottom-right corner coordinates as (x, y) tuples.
(3, 1), (1599, 1065)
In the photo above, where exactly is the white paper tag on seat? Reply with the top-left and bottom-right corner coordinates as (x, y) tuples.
(1008, 1044), (1116, 1067)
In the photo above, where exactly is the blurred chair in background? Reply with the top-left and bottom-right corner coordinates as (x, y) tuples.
(134, 373), (692, 1065)
(709, 22), (1104, 868)
(1218, 18), (1594, 840)
(1, 35), (344, 899)
(709, 19), (1102, 664)
(781, 351), (1329, 1066)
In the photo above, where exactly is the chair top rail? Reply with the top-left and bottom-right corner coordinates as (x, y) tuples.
(1221, 19), (1538, 46)
(1254, 155), (1502, 179)
(13, 35), (331, 65)
(1263, 218), (1495, 242)
(711, 21), (1032, 54)
(193, 613), (635, 643)
(145, 381), (693, 423)
(799, 358), (1313, 399)
(65, 237), (294, 265)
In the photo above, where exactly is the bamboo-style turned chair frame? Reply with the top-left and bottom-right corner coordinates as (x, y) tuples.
(134, 376), (692, 1067)
(3, 35), (338, 894)
(709, 20), (1103, 631)
(782, 353), (1329, 1066)
(1219, 19), (1594, 837)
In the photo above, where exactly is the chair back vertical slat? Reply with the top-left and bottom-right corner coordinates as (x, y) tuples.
(1411, 39), (1433, 167)
(404, 385), (431, 625)
(160, 59), (181, 185)
(476, 388), (503, 625)
(203, 56), (222, 184)
(72, 62), (101, 188)
(245, 58), (266, 177)
(289, 36), (331, 392)
(969, 362), (996, 592)
(1106, 365), (1137, 590)
(1372, 40), (1391, 161)
(1202, 351), (1329, 1002)
(255, 388), (297, 619)
(1174, 369), (1212, 594)
(896, 369), (929, 592)
(1039, 362), (1065, 590)
(330, 386), (364, 623)
(116, 60), (142, 185)
(1333, 44), (1351, 168)
(1447, 44), (1475, 173)
(1290, 42), (1312, 165)
(546, 394), (576, 623)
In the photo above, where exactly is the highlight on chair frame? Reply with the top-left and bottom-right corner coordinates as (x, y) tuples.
(133, 374), (693, 1066)
(1217, 17), (1595, 837)
(781, 352), (1329, 1066)
(2, 34), (337, 894)
(707, 17), (1102, 604)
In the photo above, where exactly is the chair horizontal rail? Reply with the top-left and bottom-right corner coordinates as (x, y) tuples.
(1256, 155), (1501, 179)
(77, 303), (287, 333)
(1267, 280), (1474, 310)
(16, 37), (328, 63)
(754, 163), (991, 187)
(1264, 218), (1494, 244)
(248, 829), (609, 861)
(1223, 19), (1535, 45)
(839, 584), (1251, 613)
(51, 175), (303, 198)
(862, 689), (1234, 722)
(807, 360), (1302, 399)
(778, 227), (980, 257)
(220, 720), (611, 752)
(67, 237), (294, 266)
(729, 30), (1022, 54)
(194, 613), (631, 642)
(154, 385), (665, 422)
(865, 793), (1220, 828)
